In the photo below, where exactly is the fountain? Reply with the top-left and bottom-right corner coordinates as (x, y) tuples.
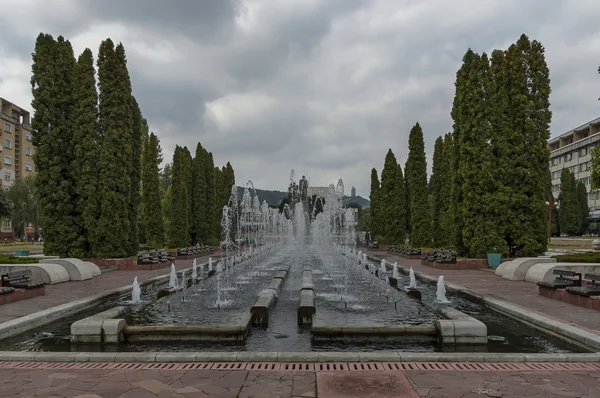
(168, 264), (177, 289)
(409, 267), (417, 289)
(191, 259), (197, 282)
(435, 275), (450, 304)
(131, 277), (141, 304)
(380, 259), (386, 274)
(392, 262), (399, 279)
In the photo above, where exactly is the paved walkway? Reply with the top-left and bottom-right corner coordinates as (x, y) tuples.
(2, 366), (600, 397)
(374, 251), (600, 334)
(0, 254), (217, 323)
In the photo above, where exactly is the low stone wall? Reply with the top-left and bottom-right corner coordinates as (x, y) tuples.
(124, 317), (252, 343)
(311, 324), (437, 342)
(70, 306), (128, 344)
(250, 268), (289, 326)
(0, 286), (45, 305)
(435, 307), (488, 345)
(421, 259), (487, 270)
(298, 266), (315, 325)
(538, 286), (600, 311)
(82, 258), (137, 270)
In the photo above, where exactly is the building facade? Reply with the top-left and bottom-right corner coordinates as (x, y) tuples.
(548, 116), (600, 211)
(0, 98), (36, 238)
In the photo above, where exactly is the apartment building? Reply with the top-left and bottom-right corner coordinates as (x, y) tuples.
(548, 116), (600, 211)
(0, 98), (36, 238)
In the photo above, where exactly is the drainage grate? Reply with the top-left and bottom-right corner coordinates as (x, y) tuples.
(0, 362), (598, 372)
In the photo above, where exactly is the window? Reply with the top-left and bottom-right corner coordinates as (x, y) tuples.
(25, 147), (31, 156)
(25, 132), (31, 141)
(3, 219), (10, 229)
(25, 162), (32, 171)
(4, 140), (11, 149)
(551, 157), (561, 166)
(580, 162), (589, 172)
(4, 173), (10, 182)
(581, 177), (591, 186)
(580, 147), (588, 157)
(565, 152), (572, 162)
(3, 123), (10, 133)
(4, 156), (11, 165)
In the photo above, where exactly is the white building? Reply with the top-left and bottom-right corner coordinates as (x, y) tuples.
(548, 116), (600, 211)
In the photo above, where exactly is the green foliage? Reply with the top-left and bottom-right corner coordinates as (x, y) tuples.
(577, 181), (589, 234)
(142, 133), (164, 247)
(128, 96), (143, 254)
(308, 194), (325, 218)
(191, 143), (208, 244)
(0, 191), (13, 220)
(431, 136), (452, 247)
(592, 145), (600, 190)
(72, 48), (99, 257)
(7, 176), (38, 240)
(31, 33), (78, 257)
(406, 123), (432, 247)
(555, 252), (600, 263)
(369, 168), (381, 236)
(558, 168), (579, 235)
(93, 39), (134, 258)
(379, 150), (405, 244)
(0, 256), (40, 264)
(168, 146), (190, 248)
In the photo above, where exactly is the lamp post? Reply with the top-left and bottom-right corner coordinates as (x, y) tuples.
(546, 196), (554, 243)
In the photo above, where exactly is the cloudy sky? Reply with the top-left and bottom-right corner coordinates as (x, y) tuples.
(0, 0), (599, 196)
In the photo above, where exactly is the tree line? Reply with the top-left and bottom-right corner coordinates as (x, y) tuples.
(370, 34), (552, 258)
(30, 33), (234, 257)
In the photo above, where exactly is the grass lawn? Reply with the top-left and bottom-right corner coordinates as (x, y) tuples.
(548, 237), (596, 251)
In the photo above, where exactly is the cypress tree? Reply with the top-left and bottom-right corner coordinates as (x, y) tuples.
(577, 181), (589, 235)
(204, 152), (217, 243)
(129, 96), (142, 253)
(392, 163), (406, 244)
(406, 122), (432, 247)
(369, 168), (381, 237)
(71, 48), (99, 257)
(558, 169), (579, 236)
(142, 133), (164, 247)
(191, 143), (207, 244)
(380, 149), (396, 243)
(31, 34), (78, 257)
(181, 146), (193, 243)
(450, 50), (478, 256)
(439, 133), (453, 244)
(94, 39), (133, 258)
(404, 160), (410, 239)
(169, 146), (189, 247)
(430, 137), (444, 247)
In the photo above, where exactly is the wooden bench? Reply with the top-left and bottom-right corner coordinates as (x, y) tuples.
(566, 273), (600, 297)
(1, 269), (45, 289)
(537, 269), (582, 290)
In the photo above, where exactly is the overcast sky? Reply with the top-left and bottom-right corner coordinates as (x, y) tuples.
(1, 0), (599, 196)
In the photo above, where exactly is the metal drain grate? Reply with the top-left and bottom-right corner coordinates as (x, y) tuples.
(0, 362), (598, 372)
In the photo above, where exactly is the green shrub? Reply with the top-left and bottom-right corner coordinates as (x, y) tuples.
(0, 256), (40, 264)
(554, 252), (600, 263)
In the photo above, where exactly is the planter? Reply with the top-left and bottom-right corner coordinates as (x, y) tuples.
(487, 253), (501, 269)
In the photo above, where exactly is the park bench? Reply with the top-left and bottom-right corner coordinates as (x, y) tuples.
(0, 286), (15, 295)
(158, 250), (175, 262)
(177, 248), (190, 256)
(537, 269), (582, 290)
(566, 273), (600, 297)
(436, 249), (457, 264)
(137, 251), (159, 265)
(1, 269), (45, 289)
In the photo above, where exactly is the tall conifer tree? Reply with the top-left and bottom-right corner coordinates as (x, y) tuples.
(142, 133), (164, 247)
(406, 123), (431, 247)
(169, 146), (189, 247)
(31, 34), (78, 256)
(72, 48), (100, 257)
(369, 168), (381, 237)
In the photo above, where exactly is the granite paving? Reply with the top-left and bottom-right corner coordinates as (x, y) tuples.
(0, 254), (216, 324)
(375, 251), (600, 334)
(2, 367), (600, 397)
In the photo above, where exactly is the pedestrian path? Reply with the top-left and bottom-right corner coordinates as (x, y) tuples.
(376, 251), (600, 333)
(0, 254), (215, 324)
(1, 363), (599, 397)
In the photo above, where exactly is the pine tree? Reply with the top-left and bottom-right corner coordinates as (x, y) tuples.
(369, 168), (381, 237)
(142, 133), (164, 247)
(31, 34), (78, 257)
(71, 48), (99, 257)
(168, 146), (190, 247)
(577, 181), (589, 235)
(94, 39), (134, 258)
(406, 122), (432, 247)
(558, 169), (579, 235)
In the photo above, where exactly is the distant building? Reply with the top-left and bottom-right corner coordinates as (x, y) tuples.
(0, 97), (36, 239)
(351, 186), (356, 197)
(307, 186), (329, 199)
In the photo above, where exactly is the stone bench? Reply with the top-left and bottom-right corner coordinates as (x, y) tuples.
(298, 289), (315, 325)
(0, 264), (69, 285)
(250, 270), (288, 326)
(435, 307), (487, 345)
(40, 258), (101, 281)
(71, 306), (127, 344)
(525, 263), (600, 284)
(495, 257), (556, 281)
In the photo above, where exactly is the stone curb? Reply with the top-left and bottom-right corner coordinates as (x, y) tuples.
(0, 351), (599, 363)
(366, 254), (600, 351)
(0, 262), (208, 341)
